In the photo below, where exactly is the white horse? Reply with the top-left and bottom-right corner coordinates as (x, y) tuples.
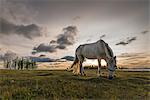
(69, 39), (117, 79)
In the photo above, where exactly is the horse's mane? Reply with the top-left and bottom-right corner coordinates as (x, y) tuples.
(106, 43), (113, 57)
(100, 39), (114, 57)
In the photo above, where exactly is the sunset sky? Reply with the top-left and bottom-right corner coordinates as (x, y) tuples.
(0, 0), (149, 68)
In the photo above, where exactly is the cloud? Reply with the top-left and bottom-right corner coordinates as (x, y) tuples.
(56, 45), (66, 49)
(32, 25), (78, 54)
(86, 34), (106, 42)
(39, 54), (46, 57)
(2, 0), (38, 24)
(116, 37), (137, 46)
(141, 30), (149, 34)
(116, 41), (129, 46)
(117, 52), (150, 68)
(0, 18), (42, 39)
(118, 52), (144, 58)
(3, 51), (18, 60)
(50, 40), (56, 44)
(100, 34), (106, 39)
(73, 16), (81, 21)
(57, 26), (77, 45)
(33, 43), (56, 53)
(127, 37), (136, 43)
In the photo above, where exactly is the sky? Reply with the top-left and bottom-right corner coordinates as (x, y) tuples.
(0, 0), (149, 68)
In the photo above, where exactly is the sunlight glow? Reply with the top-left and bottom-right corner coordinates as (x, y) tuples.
(101, 59), (107, 66)
(83, 59), (107, 66)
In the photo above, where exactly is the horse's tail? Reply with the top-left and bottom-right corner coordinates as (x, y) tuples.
(69, 53), (79, 69)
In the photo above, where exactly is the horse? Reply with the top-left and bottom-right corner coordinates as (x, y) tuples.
(68, 39), (117, 79)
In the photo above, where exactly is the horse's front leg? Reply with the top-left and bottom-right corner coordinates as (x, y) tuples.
(97, 58), (101, 77)
(79, 61), (83, 75)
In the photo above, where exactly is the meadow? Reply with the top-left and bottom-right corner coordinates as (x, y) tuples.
(0, 69), (149, 100)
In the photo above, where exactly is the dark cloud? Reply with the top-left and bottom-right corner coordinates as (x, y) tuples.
(0, 18), (42, 39)
(55, 25), (78, 50)
(127, 37), (136, 43)
(3, 51), (17, 60)
(57, 26), (77, 45)
(15, 24), (42, 39)
(100, 34), (106, 39)
(39, 54), (46, 57)
(2, 0), (38, 24)
(141, 30), (149, 34)
(73, 16), (81, 21)
(31, 51), (37, 55)
(33, 43), (56, 53)
(32, 25), (78, 54)
(116, 37), (137, 46)
(0, 18), (16, 34)
(116, 41), (129, 46)
(86, 34), (106, 42)
(50, 40), (56, 44)
(56, 45), (66, 49)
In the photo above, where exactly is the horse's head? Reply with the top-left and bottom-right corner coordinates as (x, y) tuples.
(107, 56), (117, 79)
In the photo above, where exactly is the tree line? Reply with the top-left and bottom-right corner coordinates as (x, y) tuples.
(3, 57), (37, 70)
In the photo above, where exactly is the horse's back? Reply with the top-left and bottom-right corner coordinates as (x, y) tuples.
(76, 40), (106, 59)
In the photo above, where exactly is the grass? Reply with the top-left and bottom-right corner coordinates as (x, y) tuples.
(0, 69), (149, 100)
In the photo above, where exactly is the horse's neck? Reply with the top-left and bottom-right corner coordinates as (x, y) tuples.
(102, 41), (114, 58)
(106, 45), (114, 57)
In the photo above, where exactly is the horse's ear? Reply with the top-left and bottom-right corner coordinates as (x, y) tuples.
(114, 56), (116, 59)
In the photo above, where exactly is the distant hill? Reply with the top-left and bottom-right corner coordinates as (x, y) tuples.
(30, 57), (55, 62)
(25, 56), (75, 62)
(61, 56), (74, 61)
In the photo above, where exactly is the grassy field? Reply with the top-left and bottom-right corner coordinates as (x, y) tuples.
(0, 69), (149, 100)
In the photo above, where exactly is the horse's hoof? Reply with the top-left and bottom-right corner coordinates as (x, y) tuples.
(108, 76), (113, 80)
(73, 74), (78, 76)
(80, 73), (86, 76)
(67, 69), (72, 72)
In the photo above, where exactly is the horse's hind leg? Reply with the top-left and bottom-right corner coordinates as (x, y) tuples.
(78, 56), (86, 76)
(97, 58), (101, 77)
(79, 62), (86, 76)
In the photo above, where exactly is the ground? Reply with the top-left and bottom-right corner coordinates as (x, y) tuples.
(0, 69), (149, 100)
